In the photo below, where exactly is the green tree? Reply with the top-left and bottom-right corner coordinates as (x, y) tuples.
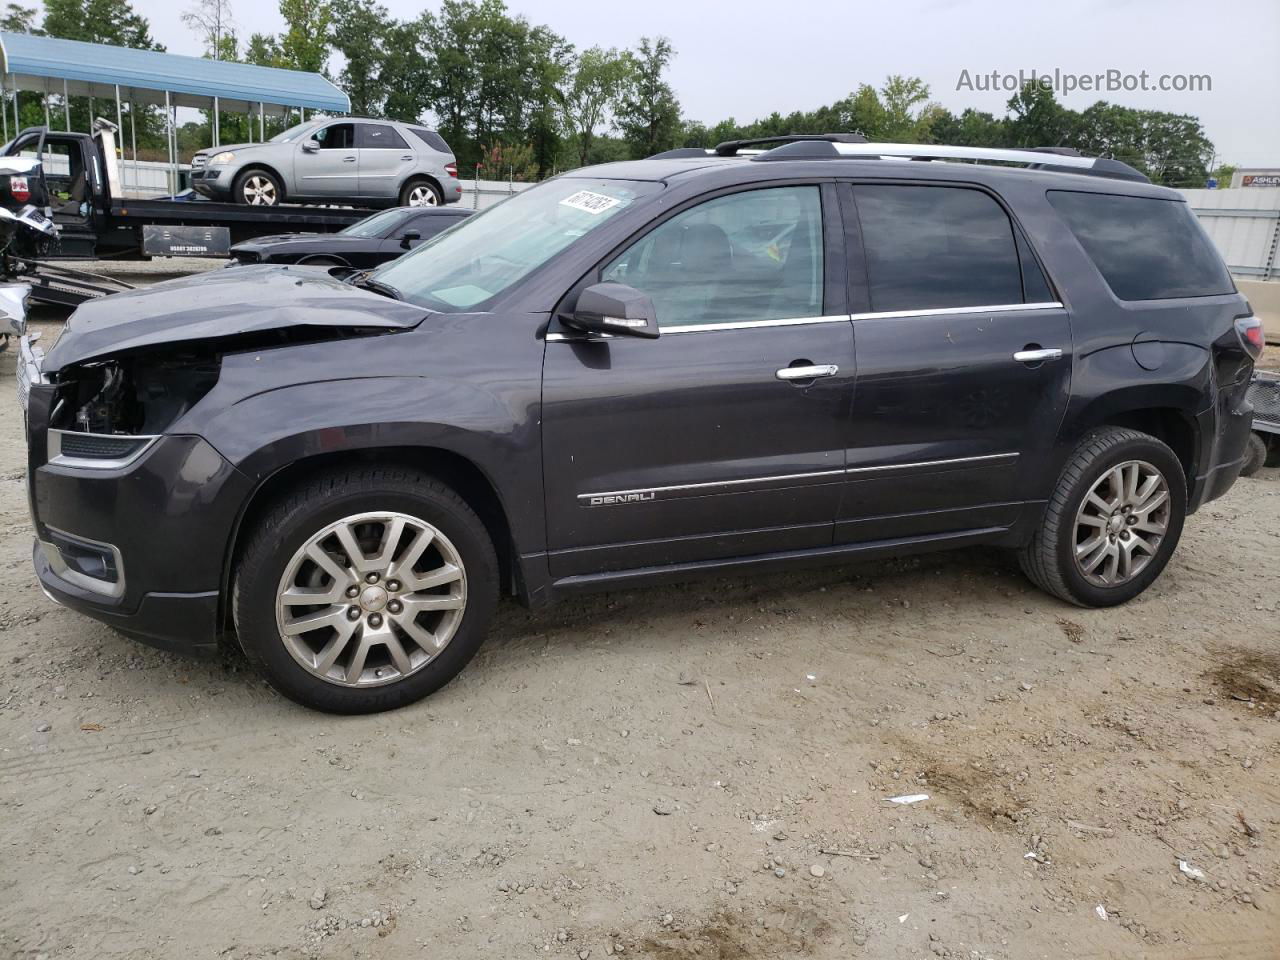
(0, 3), (39, 31)
(181, 0), (235, 59)
(329, 0), (392, 115)
(43, 0), (162, 48)
(1005, 81), (1076, 147)
(560, 46), (631, 167)
(617, 36), (680, 158)
(879, 75), (931, 141)
(277, 0), (331, 73)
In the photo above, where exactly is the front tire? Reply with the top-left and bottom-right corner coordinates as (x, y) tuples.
(233, 467), (499, 713)
(233, 168), (283, 206)
(400, 178), (442, 207)
(1019, 427), (1186, 607)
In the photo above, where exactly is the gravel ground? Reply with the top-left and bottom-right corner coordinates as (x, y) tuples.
(0, 272), (1277, 960)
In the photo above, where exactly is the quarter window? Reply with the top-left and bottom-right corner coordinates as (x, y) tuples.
(1047, 190), (1233, 301)
(853, 185), (1025, 312)
(602, 186), (824, 327)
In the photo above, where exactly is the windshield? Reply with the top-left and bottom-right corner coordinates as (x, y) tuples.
(371, 178), (660, 311)
(270, 121), (319, 143)
(340, 208), (409, 238)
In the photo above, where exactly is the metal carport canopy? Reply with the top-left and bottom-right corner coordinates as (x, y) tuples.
(0, 31), (350, 113)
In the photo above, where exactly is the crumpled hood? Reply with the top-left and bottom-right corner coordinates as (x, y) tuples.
(43, 264), (427, 371)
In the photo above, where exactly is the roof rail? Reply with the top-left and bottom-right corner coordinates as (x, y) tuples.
(755, 140), (1149, 183)
(713, 133), (868, 157)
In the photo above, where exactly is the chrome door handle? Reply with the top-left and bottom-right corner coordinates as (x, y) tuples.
(1013, 347), (1063, 364)
(343, 156), (356, 163)
(776, 364), (839, 381)
(400, 155), (414, 161)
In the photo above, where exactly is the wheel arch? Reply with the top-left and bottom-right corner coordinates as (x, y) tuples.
(400, 173), (443, 203)
(220, 445), (518, 634)
(233, 163), (287, 201)
(1065, 389), (1204, 484)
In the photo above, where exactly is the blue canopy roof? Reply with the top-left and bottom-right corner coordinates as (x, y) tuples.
(0, 32), (350, 113)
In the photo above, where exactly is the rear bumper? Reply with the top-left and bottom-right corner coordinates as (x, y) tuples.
(1188, 375), (1255, 512)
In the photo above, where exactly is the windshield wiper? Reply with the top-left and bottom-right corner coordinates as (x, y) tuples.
(348, 272), (402, 300)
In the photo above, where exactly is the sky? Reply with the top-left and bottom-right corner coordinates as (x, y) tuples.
(131, 0), (1280, 166)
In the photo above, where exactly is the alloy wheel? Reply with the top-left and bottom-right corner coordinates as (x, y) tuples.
(1072, 460), (1170, 587)
(275, 511), (467, 687)
(243, 175), (278, 205)
(407, 184), (438, 206)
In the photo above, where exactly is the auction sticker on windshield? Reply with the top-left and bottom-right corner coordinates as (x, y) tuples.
(560, 190), (623, 215)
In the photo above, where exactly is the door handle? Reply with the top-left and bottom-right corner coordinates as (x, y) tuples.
(1013, 347), (1063, 364)
(400, 155), (414, 161)
(343, 156), (356, 163)
(776, 364), (839, 381)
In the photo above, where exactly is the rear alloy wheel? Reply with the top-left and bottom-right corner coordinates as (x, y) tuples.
(401, 179), (442, 207)
(234, 468), (498, 713)
(1019, 427), (1186, 607)
(235, 169), (282, 206)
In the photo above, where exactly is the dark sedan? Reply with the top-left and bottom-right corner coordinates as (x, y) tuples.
(228, 206), (472, 268)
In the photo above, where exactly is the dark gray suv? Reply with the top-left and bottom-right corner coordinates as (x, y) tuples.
(17, 135), (1262, 713)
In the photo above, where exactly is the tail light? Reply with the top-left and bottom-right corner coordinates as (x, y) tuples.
(10, 175), (29, 203)
(444, 162), (458, 178)
(1235, 314), (1264, 360)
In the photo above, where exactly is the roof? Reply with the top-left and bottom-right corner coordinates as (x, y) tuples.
(0, 31), (349, 113)
(570, 153), (1180, 200)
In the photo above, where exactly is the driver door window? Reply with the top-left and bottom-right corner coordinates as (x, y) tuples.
(309, 124), (355, 150)
(602, 186), (824, 327)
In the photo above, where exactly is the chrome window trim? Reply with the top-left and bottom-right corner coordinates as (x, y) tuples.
(39, 525), (126, 599)
(578, 452), (1019, 502)
(850, 301), (1063, 321)
(663, 314), (848, 334)
(546, 303), (1063, 341)
(47, 429), (161, 471)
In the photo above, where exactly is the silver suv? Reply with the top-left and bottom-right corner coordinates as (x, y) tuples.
(190, 117), (461, 207)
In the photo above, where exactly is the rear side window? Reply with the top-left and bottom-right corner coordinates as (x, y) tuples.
(358, 124), (409, 150)
(853, 185), (1024, 312)
(1047, 191), (1233, 300)
(410, 128), (452, 154)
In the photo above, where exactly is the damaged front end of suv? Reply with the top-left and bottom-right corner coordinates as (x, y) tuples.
(16, 265), (429, 650)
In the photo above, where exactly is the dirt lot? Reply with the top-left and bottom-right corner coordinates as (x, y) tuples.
(1, 286), (1278, 960)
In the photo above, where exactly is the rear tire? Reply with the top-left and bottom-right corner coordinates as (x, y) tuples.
(400, 178), (442, 207)
(1019, 427), (1186, 607)
(1240, 432), (1267, 477)
(233, 467), (499, 713)
(233, 168), (283, 206)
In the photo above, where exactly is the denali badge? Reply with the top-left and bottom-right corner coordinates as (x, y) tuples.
(586, 491), (656, 506)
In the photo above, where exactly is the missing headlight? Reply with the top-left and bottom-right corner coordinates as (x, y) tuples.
(51, 351), (221, 436)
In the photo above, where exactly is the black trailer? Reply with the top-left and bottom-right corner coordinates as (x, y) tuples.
(1, 122), (372, 304)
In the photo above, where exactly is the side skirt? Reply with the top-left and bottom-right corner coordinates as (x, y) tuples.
(546, 525), (1010, 601)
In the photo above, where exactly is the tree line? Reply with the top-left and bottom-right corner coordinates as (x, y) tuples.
(1, 0), (1228, 187)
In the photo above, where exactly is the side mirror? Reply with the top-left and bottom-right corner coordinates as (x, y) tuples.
(301, 141), (319, 153)
(400, 228), (421, 249)
(565, 282), (659, 339)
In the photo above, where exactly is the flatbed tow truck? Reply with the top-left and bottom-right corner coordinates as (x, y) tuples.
(0, 119), (372, 306)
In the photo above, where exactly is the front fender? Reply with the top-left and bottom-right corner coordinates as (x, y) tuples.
(193, 374), (544, 554)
